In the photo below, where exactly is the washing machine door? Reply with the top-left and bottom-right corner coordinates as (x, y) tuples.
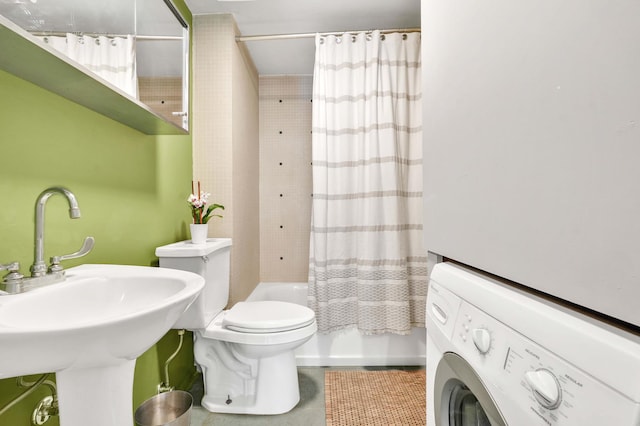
(434, 352), (506, 426)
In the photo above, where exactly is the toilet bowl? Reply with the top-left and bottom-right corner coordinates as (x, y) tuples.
(156, 239), (317, 415)
(195, 301), (316, 414)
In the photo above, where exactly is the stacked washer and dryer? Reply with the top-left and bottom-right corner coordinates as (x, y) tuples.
(421, 1), (640, 424)
(425, 263), (640, 425)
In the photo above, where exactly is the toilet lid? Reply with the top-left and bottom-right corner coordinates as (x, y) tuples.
(222, 301), (316, 333)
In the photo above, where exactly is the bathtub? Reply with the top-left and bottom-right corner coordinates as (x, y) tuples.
(247, 282), (426, 366)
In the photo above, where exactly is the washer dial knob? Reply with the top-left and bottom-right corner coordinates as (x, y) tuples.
(525, 368), (562, 409)
(471, 328), (491, 354)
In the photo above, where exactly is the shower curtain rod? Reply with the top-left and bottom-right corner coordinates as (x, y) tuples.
(236, 27), (420, 42)
(30, 31), (182, 41)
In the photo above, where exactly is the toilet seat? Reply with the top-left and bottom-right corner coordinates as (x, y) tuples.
(223, 301), (315, 333)
(200, 301), (317, 345)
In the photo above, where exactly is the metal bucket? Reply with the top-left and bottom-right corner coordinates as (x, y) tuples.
(134, 390), (193, 426)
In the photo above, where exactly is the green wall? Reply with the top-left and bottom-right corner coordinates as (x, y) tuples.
(0, 3), (197, 423)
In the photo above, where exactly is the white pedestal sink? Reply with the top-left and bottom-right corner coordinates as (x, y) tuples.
(0, 264), (204, 426)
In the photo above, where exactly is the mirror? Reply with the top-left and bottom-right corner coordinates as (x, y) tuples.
(0, 0), (189, 131)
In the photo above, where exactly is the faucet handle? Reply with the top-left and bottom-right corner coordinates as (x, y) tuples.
(1, 262), (24, 293)
(49, 236), (95, 273)
(0, 261), (20, 272)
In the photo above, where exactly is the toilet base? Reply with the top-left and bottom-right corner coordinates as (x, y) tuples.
(196, 340), (302, 415)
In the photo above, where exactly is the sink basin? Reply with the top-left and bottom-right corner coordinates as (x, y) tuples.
(0, 264), (204, 426)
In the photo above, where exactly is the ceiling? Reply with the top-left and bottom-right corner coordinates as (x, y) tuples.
(184, 0), (421, 75)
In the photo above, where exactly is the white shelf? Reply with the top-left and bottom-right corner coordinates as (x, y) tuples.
(0, 16), (187, 136)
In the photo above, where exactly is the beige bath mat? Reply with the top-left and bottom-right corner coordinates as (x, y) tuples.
(325, 369), (426, 426)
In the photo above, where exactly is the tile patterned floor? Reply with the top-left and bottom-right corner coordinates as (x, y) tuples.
(190, 367), (326, 426)
(189, 366), (424, 426)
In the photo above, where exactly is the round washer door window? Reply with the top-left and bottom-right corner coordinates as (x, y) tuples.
(434, 352), (506, 426)
(448, 381), (491, 425)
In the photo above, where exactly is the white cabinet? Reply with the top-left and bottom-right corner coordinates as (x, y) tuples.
(421, 0), (640, 327)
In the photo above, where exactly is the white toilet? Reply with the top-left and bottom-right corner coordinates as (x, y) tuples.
(155, 238), (317, 415)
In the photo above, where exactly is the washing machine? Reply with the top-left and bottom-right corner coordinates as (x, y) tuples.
(426, 262), (640, 425)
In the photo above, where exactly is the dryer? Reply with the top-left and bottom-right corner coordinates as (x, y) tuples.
(426, 263), (640, 425)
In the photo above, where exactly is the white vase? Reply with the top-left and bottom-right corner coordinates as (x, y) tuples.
(190, 223), (208, 244)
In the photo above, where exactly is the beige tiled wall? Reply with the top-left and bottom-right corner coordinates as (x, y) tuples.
(230, 21), (260, 305)
(259, 76), (313, 282)
(193, 14), (260, 305)
(193, 17), (312, 291)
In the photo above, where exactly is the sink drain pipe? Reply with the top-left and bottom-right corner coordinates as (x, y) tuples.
(158, 329), (186, 393)
(0, 373), (58, 425)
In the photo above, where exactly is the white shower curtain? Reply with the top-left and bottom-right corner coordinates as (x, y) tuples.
(308, 30), (427, 335)
(41, 34), (138, 98)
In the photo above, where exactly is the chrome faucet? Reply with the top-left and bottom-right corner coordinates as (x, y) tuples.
(1, 186), (94, 294)
(29, 187), (94, 278)
(31, 187), (81, 276)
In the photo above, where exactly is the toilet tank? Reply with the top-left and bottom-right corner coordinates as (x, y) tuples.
(155, 238), (232, 329)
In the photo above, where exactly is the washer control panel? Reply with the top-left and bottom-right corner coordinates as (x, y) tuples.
(451, 299), (638, 424)
(524, 368), (562, 410)
(471, 327), (492, 354)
